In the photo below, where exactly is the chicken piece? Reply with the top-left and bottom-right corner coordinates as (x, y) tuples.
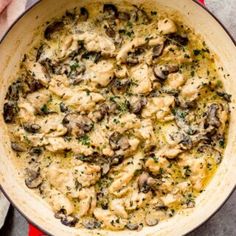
(46, 137), (69, 152)
(157, 18), (177, 35)
(76, 187), (97, 216)
(86, 60), (114, 87)
(90, 125), (114, 156)
(110, 199), (128, 219)
(109, 152), (143, 196)
(116, 38), (146, 63)
(145, 157), (169, 175)
(130, 64), (152, 95)
(56, 35), (79, 60)
(74, 32), (115, 56)
(110, 113), (141, 133)
(65, 91), (105, 112)
(46, 188), (74, 215)
(142, 95), (175, 122)
(178, 153), (207, 191)
(125, 189), (152, 210)
(179, 77), (208, 104)
(165, 72), (187, 90)
(25, 61), (49, 86)
(49, 75), (71, 99)
(73, 161), (101, 187)
(18, 100), (36, 123)
(93, 208), (127, 230)
(26, 89), (51, 112)
(38, 114), (67, 137)
(47, 162), (100, 196)
(115, 65), (129, 78)
(161, 193), (180, 206)
(162, 45), (192, 65)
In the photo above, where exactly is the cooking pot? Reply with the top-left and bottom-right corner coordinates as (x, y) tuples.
(0, 0), (235, 235)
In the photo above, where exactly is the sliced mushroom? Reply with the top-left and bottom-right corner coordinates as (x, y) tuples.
(6, 81), (21, 101)
(153, 64), (179, 81)
(167, 33), (189, 46)
(138, 172), (160, 193)
(29, 147), (44, 156)
(55, 211), (78, 227)
(60, 102), (69, 113)
(216, 91), (232, 102)
(105, 25), (116, 38)
(206, 104), (221, 128)
(83, 218), (101, 229)
(92, 104), (109, 122)
(3, 101), (19, 123)
(63, 113), (93, 137)
(112, 79), (131, 94)
(80, 7), (89, 21)
(11, 142), (26, 152)
(152, 43), (164, 58)
(44, 21), (64, 40)
(129, 97), (147, 114)
(23, 123), (41, 133)
(118, 11), (130, 21)
(109, 132), (130, 151)
(103, 4), (118, 20)
(25, 167), (42, 189)
(26, 79), (44, 93)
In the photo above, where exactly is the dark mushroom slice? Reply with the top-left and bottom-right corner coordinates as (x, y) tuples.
(61, 215), (78, 227)
(60, 102), (69, 113)
(152, 43), (165, 58)
(44, 21), (64, 40)
(111, 154), (124, 166)
(109, 132), (130, 151)
(6, 80), (22, 101)
(80, 7), (89, 21)
(83, 218), (101, 229)
(205, 104), (221, 128)
(63, 113), (94, 137)
(26, 78), (44, 93)
(145, 213), (159, 226)
(25, 167), (42, 189)
(11, 142), (27, 152)
(3, 101), (19, 123)
(153, 64), (179, 81)
(29, 146), (44, 156)
(138, 172), (160, 193)
(166, 33), (189, 46)
(179, 134), (193, 150)
(216, 91), (232, 102)
(118, 11), (130, 21)
(82, 51), (102, 63)
(111, 78), (131, 94)
(129, 97), (147, 114)
(105, 25), (116, 38)
(23, 123), (41, 133)
(103, 4), (118, 20)
(92, 103), (109, 122)
(131, 6), (151, 24)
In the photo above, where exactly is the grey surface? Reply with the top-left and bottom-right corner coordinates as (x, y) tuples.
(1, 0), (236, 235)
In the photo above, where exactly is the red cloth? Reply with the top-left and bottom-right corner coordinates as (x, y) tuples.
(28, 0), (205, 235)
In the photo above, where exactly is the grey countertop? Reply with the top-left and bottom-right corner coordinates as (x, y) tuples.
(0, 0), (235, 235)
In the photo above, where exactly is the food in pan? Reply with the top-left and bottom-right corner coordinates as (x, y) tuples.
(3, 2), (230, 231)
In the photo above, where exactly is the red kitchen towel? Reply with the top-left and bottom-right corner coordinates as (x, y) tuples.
(28, 0), (205, 235)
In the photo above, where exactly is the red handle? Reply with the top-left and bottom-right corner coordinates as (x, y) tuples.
(28, 0), (205, 235)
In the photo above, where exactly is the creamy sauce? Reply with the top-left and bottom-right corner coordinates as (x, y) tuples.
(3, 2), (230, 231)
